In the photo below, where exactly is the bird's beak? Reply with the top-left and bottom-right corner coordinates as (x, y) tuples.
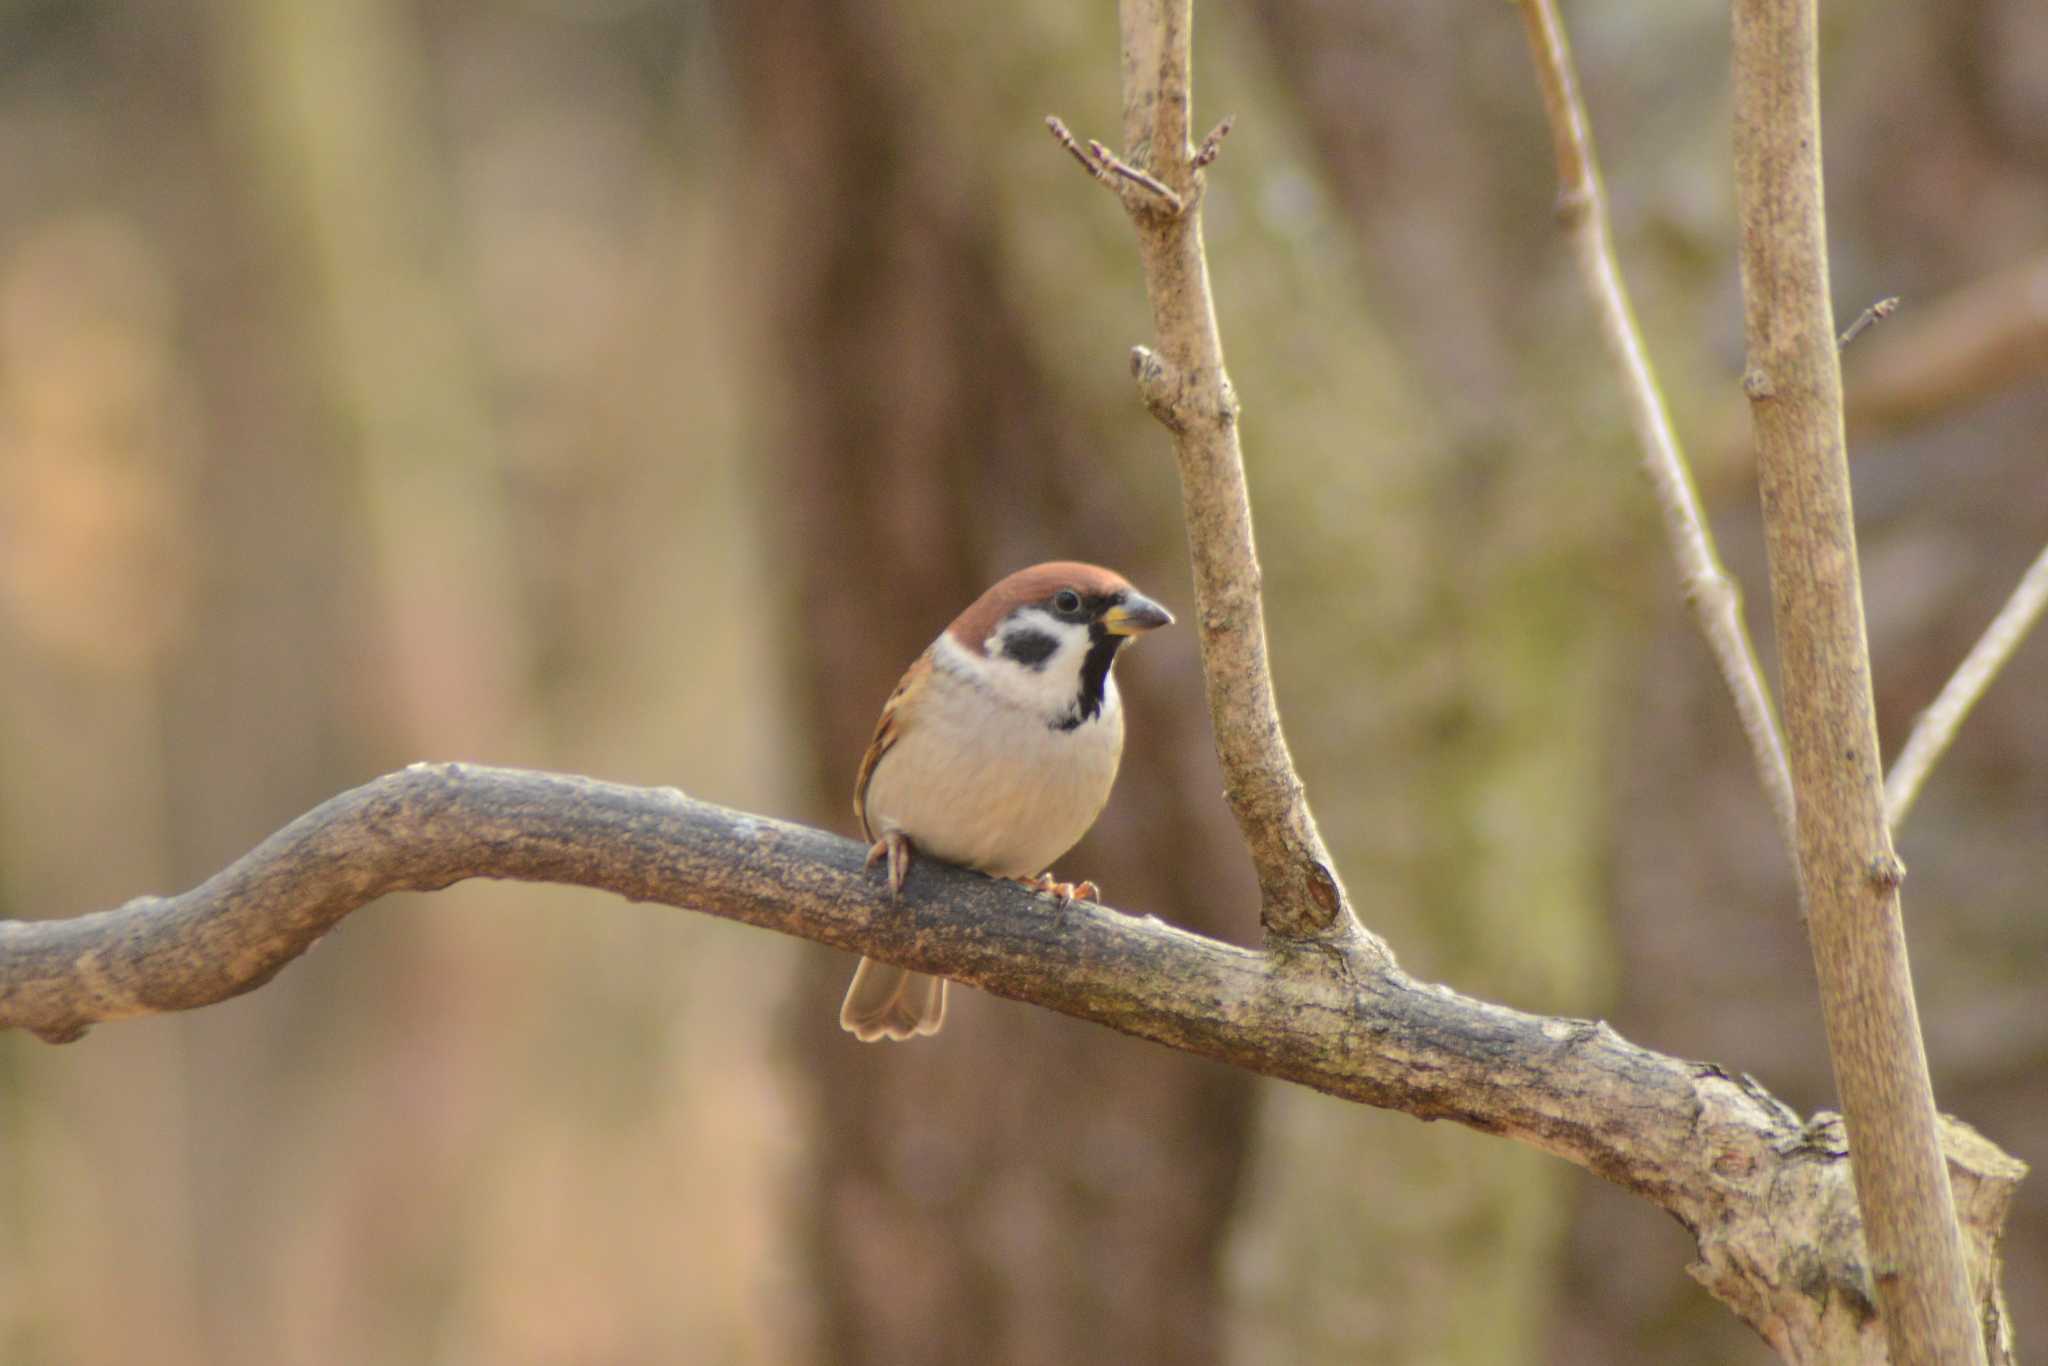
(1102, 592), (1174, 636)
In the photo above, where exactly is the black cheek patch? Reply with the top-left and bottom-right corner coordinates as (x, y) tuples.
(1001, 628), (1060, 670)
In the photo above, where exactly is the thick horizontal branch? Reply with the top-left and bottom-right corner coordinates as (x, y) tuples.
(0, 763), (2021, 1356)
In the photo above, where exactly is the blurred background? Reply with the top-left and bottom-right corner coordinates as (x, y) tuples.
(0, 0), (2042, 1361)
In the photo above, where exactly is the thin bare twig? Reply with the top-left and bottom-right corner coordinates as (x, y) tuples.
(1192, 115), (1235, 170)
(1846, 252), (2048, 440)
(1887, 541), (2048, 827)
(1045, 115), (1111, 185)
(1087, 138), (1185, 210)
(1839, 295), (1900, 349)
(1516, 0), (1798, 859)
(1707, 258), (2045, 489)
(1044, 116), (1187, 213)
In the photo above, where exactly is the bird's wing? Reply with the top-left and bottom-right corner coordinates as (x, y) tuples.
(852, 649), (932, 842)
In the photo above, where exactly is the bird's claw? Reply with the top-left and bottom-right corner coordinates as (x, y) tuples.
(866, 831), (915, 896)
(1019, 873), (1099, 908)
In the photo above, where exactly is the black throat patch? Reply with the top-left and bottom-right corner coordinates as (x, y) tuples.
(1053, 629), (1125, 731)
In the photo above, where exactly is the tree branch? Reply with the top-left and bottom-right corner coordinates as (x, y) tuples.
(0, 762), (2022, 1358)
(1038, 0), (1360, 944)
(1731, 0), (1988, 1356)
(1516, 0), (1798, 861)
(1885, 540), (2048, 828)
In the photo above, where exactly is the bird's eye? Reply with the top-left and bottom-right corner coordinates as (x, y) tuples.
(1053, 589), (1083, 615)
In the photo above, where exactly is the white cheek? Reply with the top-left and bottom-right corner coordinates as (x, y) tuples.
(977, 613), (1094, 716)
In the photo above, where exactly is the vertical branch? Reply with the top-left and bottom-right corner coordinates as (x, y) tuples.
(1092, 0), (1365, 946)
(1730, 0), (1986, 1360)
(1516, 0), (1798, 859)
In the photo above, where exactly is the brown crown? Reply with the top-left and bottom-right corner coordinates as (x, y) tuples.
(945, 561), (1137, 653)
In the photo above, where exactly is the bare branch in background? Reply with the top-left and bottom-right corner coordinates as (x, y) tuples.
(0, 762), (2022, 1359)
(1887, 541), (2048, 827)
(1044, 0), (1364, 945)
(1732, 0), (1989, 1354)
(1515, 0), (1798, 860)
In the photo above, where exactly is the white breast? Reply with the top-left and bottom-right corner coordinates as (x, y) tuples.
(863, 634), (1125, 878)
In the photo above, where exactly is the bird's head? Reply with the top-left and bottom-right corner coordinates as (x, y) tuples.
(947, 562), (1173, 728)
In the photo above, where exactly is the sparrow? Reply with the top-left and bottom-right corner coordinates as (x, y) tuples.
(840, 561), (1174, 1042)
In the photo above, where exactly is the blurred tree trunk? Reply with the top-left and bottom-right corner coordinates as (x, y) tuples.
(0, 212), (213, 1366)
(214, 0), (530, 755)
(168, 1), (533, 1357)
(722, 2), (1258, 1363)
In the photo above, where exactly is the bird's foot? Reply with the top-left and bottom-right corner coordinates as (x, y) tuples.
(1018, 872), (1099, 909)
(865, 831), (916, 896)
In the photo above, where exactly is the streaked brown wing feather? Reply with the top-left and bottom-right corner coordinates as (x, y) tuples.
(852, 650), (931, 841)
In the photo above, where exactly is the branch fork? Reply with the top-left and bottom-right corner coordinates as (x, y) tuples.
(1046, 115), (1184, 212)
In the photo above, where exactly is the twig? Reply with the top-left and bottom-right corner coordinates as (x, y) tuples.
(1709, 257), (2046, 489)
(1732, 0), (1988, 1354)
(1886, 541), (2048, 827)
(1045, 115), (1111, 185)
(0, 763), (2021, 1359)
(1839, 295), (1900, 349)
(1845, 251), (2048, 440)
(1516, 0), (1798, 860)
(1192, 116), (1235, 170)
(1088, 138), (1184, 210)
(1071, 0), (1359, 941)
(1043, 116), (1186, 213)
